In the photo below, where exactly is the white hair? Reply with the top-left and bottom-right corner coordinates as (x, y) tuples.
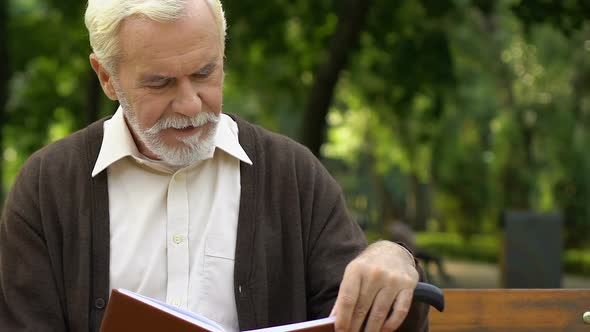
(85, 0), (227, 73)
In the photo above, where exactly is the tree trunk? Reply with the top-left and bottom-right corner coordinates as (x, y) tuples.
(301, 0), (372, 156)
(412, 175), (432, 231)
(482, 11), (532, 209)
(0, 0), (9, 205)
(369, 157), (396, 232)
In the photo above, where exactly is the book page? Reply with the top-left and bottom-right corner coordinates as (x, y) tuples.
(117, 289), (226, 332)
(244, 317), (336, 332)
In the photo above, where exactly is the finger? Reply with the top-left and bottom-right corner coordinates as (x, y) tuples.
(347, 275), (382, 332)
(362, 287), (397, 332)
(333, 268), (361, 332)
(382, 289), (414, 332)
(330, 306), (337, 317)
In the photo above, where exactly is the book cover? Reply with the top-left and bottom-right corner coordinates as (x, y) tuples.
(99, 289), (336, 332)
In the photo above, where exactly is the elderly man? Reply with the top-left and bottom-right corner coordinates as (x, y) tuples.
(0, 1), (428, 331)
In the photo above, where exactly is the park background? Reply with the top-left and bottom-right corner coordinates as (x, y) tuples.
(1, 0), (590, 286)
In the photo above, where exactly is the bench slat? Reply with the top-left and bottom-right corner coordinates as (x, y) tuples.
(430, 289), (590, 331)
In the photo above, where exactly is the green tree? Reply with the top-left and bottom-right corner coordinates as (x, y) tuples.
(0, 0), (9, 202)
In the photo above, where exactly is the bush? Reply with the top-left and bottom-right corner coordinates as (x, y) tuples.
(415, 232), (590, 276)
(564, 250), (590, 276)
(416, 232), (499, 263)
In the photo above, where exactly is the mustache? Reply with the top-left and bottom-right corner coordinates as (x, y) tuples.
(145, 112), (220, 135)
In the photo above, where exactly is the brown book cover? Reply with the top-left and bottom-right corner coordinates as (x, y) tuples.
(100, 289), (336, 332)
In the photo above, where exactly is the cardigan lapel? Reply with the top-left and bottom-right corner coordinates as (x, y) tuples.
(85, 118), (111, 332)
(232, 115), (263, 330)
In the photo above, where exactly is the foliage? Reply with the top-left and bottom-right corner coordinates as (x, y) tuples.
(2, 0), (590, 256)
(323, 0), (590, 247)
(417, 232), (590, 276)
(416, 232), (499, 264)
(564, 249), (590, 276)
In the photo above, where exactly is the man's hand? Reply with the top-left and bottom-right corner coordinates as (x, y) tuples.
(331, 241), (418, 332)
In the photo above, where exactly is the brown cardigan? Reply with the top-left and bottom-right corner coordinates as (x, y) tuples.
(0, 115), (428, 332)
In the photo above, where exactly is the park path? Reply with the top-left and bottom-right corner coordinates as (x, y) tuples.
(425, 259), (590, 289)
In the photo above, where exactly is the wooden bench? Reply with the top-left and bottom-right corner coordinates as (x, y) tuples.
(429, 289), (590, 331)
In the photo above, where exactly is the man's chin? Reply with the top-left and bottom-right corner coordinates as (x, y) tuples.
(144, 126), (217, 165)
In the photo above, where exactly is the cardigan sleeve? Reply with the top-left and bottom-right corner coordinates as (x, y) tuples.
(231, 116), (429, 330)
(0, 157), (67, 332)
(303, 159), (430, 331)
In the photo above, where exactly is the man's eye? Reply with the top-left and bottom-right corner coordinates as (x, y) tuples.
(148, 80), (170, 89)
(193, 68), (213, 78)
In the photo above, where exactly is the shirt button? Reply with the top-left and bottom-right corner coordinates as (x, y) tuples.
(95, 298), (106, 309)
(172, 300), (181, 307)
(173, 235), (185, 244)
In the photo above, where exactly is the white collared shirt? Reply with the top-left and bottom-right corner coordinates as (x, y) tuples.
(92, 108), (252, 332)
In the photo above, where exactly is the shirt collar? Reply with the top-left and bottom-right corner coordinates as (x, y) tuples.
(91, 107), (252, 177)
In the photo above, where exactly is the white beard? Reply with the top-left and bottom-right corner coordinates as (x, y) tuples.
(114, 82), (220, 167)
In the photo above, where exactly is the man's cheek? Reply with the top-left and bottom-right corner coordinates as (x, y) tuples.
(137, 101), (168, 126)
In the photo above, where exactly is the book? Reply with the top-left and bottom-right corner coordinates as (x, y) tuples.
(99, 289), (337, 332)
(100, 283), (444, 332)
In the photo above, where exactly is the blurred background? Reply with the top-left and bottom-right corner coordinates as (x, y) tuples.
(1, 0), (590, 288)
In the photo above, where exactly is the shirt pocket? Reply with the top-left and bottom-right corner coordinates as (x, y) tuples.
(200, 235), (238, 329)
(204, 235), (235, 260)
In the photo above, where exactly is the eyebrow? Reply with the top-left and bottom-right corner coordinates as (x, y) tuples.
(139, 75), (170, 85)
(197, 62), (217, 74)
(138, 61), (219, 85)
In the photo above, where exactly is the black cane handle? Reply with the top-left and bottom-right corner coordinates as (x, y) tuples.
(413, 282), (445, 312)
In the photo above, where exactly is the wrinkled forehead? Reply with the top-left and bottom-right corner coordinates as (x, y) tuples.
(117, 0), (222, 75)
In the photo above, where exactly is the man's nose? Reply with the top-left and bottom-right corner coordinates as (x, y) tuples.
(171, 77), (201, 117)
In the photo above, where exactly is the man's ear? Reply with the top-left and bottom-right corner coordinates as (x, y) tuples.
(90, 54), (119, 101)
